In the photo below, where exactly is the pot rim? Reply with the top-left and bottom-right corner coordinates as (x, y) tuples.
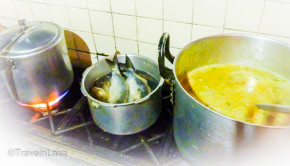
(172, 33), (290, 129)
(81, 53), (164, 107)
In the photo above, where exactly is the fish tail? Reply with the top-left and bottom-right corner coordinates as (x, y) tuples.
(137, 74), (151, 94)
(106, 54), (122, 74)
(124, 54), (135, 71)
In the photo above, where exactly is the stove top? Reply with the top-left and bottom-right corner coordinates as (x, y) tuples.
(0, 67), (189, 166)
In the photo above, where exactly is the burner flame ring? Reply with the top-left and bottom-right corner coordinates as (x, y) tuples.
(18, 90), (69, 111)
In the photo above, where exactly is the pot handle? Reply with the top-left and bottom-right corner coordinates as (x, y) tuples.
(158, 33), (175, 85)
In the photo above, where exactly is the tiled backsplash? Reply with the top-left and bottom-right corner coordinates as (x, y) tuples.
(1, 0), (290, 66)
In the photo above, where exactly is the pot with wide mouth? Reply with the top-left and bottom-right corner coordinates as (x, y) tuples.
(81, 54), (164, 135)
(158, 32), (290, 165)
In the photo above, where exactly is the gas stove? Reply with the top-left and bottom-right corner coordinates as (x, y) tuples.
(0, 67), (189, 166)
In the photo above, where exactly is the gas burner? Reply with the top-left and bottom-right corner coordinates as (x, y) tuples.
(29, 96), (93, 135)
(1, 67), (188, 166)
(17, 90), (70, 112)
(15, 67), (94, 136)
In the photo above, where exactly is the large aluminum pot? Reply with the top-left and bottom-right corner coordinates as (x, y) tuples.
(0, 20), (73, 109)
(158, 33), (290, 165)
(81, 54), (164, 135)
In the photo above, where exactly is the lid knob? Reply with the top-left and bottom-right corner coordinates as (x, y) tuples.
(18, 19), (27, 31)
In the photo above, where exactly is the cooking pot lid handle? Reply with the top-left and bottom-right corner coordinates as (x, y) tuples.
(158, 33), (175, 84)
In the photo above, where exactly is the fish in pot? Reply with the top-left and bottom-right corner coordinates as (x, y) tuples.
(90, 54), (152, 104)
(122, 55), (151, 102)
(81, 54), (164, 135)
(91, 54), (129, 104)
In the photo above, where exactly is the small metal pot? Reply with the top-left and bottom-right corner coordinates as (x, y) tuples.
(158, 33), (290, 165)
(81, 54), (164, 135)
(0, 20), (73, 109)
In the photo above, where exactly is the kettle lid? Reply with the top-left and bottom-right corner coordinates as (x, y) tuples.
(0, 20), (62, 58)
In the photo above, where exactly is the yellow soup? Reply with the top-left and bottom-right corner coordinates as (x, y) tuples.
(184, 64), (290, 126)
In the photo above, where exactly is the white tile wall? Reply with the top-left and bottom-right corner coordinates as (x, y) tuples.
(164, 21), (192, 48)
(15, 1), (34, 21)
(136, 0), (162, 19)
(192, 25), (223, 41)
(73, 30), (96, 53)
(223, 29), (256, 35)
(87, 0), (110, 12)
(1, 0), (290, 65)
(0, 0), (18, 19)
(137, 17), (162, 44)
(90, 10), (113, 36)
(113, 14), (137, 40)
(225, 0), (264, 32)
(0, 18), (17, 27)
(31, 3), (51, 21)
(138, 42), (158, 62)
(138, 42), (173, 68)
(90, 53), (98, 64)
(164, 0), (194, 23)
(259, 34), (290, 44)
(93, 34), (116, 55)
(49, 5), (70, 29)
(193, 0), (227, 27)
(66, 0), (87, 9)
(260, 1), (290, 37)
(170, 48), (181, 57)
(46, 0), (66, 6)
(272, 0), (290, 3)
(111, 0), (135, 15)
(29, 0), (46, 3)
(115, 38), (138, 53)
(67, 7), (91, 32)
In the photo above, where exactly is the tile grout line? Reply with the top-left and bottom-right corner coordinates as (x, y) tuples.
(85, 0), (98, 54)
(2, 1), (227, 29)
(46, 3), (53, 23)
(63, 1), (79, 63)
(20, 0), (290, 13)
(1, 13), (229, 30)
(257, 0), (267, 34)
(223, 28), (258, 34)
(35, 2), (53, 22)
(27, 1), (36, 21)
(22, 0), (290, 6)
(162, 0), (165, 33)
(13, 0), (20, 20)
(190, 0), (195, 41)
(222, 0), (230, 33)
(63, 29), (169, 45)
(134, 0), (140, 55)
(108, 0), (117, 52)
(66, 27), (290, 46)
(10, 0), (290, 53)
(1, 17), (289, 43)
(64, 1), (72, 30)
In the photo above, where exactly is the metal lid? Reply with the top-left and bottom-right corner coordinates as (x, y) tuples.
(0, 20), (62, 58)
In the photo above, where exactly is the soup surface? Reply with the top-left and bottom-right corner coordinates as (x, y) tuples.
(182, 64), (290, 126)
